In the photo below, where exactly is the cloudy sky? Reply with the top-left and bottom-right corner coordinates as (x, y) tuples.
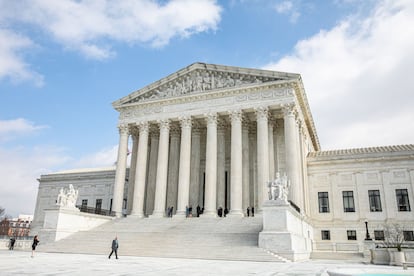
(0, 0), (413, 217)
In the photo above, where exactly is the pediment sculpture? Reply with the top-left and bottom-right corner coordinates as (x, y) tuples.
(125, 70), (279, 104)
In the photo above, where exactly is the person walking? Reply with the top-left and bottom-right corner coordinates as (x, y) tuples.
(247, 206), (250, 217)
(108, 236), (119, 259)
(31, 235), (39, 257)
(9, 237), (16, 250)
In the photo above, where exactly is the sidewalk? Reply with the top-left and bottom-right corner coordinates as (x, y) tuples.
(0, 250), (411, 275)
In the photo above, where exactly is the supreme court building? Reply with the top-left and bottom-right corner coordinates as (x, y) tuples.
(32, 63), (414, 257)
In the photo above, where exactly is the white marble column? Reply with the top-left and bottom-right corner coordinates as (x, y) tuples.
(228, 110), (243, 217)
(176, 116), (192, 217)
(268, 117), (275, 181)
(284, 104), (301, 210)
(151, 119), (170, 217)
(202, 113), (217, 217)
(256, 106), (269, 212)
(189, 126), (201, 214)
(113, 124), (129, 218)
(126, 128), (139, 214)
(249, 124), (257, 211)
(130, 122), (149, 218)
(145, 129), (159, 216)
(216, 120), (226, 210)
(166, 125), (180, 213)
(242, 119), (250, 215)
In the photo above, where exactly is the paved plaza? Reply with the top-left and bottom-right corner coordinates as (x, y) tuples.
(1, 250), (413, 276)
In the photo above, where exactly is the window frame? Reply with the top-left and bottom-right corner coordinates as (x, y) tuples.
(321, 230), (331, 240)
(368, 190), (382, 212)
(343, 191), (355, 212)
(347, 230), (357, 240)
(318, 192), (330, 213)
(396, 189), (411, 212)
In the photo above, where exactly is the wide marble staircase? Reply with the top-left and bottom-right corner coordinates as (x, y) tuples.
(39, 216), (285, 262)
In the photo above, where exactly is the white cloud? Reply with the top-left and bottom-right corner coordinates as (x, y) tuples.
(0, 118), (48, 142)
(274, 1), (300, 23)
(0, 29), (44, 86)
(74, 145), (119, 168)
(0, 0), (222, 60)
(0, 145), (70, 217)
(264, 0), (414, 150)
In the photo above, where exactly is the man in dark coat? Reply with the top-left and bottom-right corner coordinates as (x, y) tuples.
(108, 236), (119, 259)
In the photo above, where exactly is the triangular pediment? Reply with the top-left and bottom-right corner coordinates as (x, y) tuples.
(113, 62), (299, 108)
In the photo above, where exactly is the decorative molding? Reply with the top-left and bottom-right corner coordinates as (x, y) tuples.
(118, 124), (129, 135)
(205, 112), (218, 126)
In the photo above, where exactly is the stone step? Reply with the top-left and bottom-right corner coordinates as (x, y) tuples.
(39, 216), (282, 262)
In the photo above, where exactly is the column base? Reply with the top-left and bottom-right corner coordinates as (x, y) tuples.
(129, 212), (145, 218)
(172, 213), (186, 219)
(227, 210), (244, 217)
(200, 211), (217, 218)
(148, 211), (165, 219)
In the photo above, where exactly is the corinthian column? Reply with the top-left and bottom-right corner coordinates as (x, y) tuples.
(228, 110), (243, 217)
(126, 128), (139, 214)
(242, 119), (250, 215)
(130, 122), (149, 218)
(151, 119), (170, 217)
(202, 113), (217, 217)
(113, 124), (129, 218)
(176, 116), (192, 217)
(284, 104), (301, 210)
(255, 106), (269, 212)
(268, 117), (275, 180)
(216, 120), (226, 210)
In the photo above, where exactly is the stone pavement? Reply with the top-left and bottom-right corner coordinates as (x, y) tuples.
(0, 250), (412, 276)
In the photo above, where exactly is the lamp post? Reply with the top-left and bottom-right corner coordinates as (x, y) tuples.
(365, 220), (372, 240)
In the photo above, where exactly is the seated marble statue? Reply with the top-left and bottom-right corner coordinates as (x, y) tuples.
(268, 172), (290, 203)
(56, 184), (79, 208)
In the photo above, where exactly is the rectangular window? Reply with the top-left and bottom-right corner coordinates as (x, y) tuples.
(396, 189), (411, 211)
(318, 192), (330, 213)
(368, 190), (382, 212)
(321, 230), (330, 240)
(95, 199), (102, 213)
(343, 191), (355, 212)
(403, 231), (414, 241)
(81, 199), (88, 211)
(347, 230), (357, 240)
(374, 230), (385, 241)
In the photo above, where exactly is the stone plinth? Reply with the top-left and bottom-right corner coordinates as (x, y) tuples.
(39, 206), (113, 244)
(258, 200), (313, 261)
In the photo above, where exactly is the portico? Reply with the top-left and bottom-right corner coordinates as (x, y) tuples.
(111, 63), (319, 218)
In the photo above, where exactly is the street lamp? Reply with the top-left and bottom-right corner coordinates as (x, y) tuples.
(365, 220), (372, 240)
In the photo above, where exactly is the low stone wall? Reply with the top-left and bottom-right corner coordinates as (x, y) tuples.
(371, 248), (414, 265)
(0, 238), (33, 251)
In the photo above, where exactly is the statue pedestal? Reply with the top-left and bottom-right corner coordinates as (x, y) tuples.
(39, 206), (113, 243)
(258, 200), (313, 261)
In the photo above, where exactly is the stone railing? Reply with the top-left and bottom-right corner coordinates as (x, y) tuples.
(0, 236), (33, 251)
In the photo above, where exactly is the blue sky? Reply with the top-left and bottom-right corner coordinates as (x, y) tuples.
(1, 0), (413, 217)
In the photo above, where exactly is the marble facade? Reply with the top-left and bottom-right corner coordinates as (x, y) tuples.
(31, 63), (414, 257)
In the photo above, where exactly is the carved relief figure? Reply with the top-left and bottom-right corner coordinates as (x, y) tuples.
(56, 184), (79, 208)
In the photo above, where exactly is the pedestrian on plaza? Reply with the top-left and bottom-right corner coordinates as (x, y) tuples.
(224, 207), (228, 217)
(170, 206), (174, 217)
(108, 236), (119, 259)
(185, 205), (189, 217)
(247, 207), (250, 217)
(218, 207), (223, 217)
(9, 237), (16, 250)
(196, 205), (201, 217)
(31, 235), (39, 257)
(252, 207), (254, 217)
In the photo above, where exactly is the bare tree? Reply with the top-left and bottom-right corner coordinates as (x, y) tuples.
(0, 206), (5, 218)
(382, 224), (405, 251)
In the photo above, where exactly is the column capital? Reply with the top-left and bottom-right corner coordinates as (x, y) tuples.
(130, 127), (139, 139)
(204, 112), (218, 125)
(254, 106), (269, 121)
(157, 119), (170, 130)
(228, 109), (243, 123)
(282, 103), (297, 117)
(179, 116), (192, 129)
(137, 121), (149, 133)
(170, 124), (181, 137)
(118, 124), (129, 135)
